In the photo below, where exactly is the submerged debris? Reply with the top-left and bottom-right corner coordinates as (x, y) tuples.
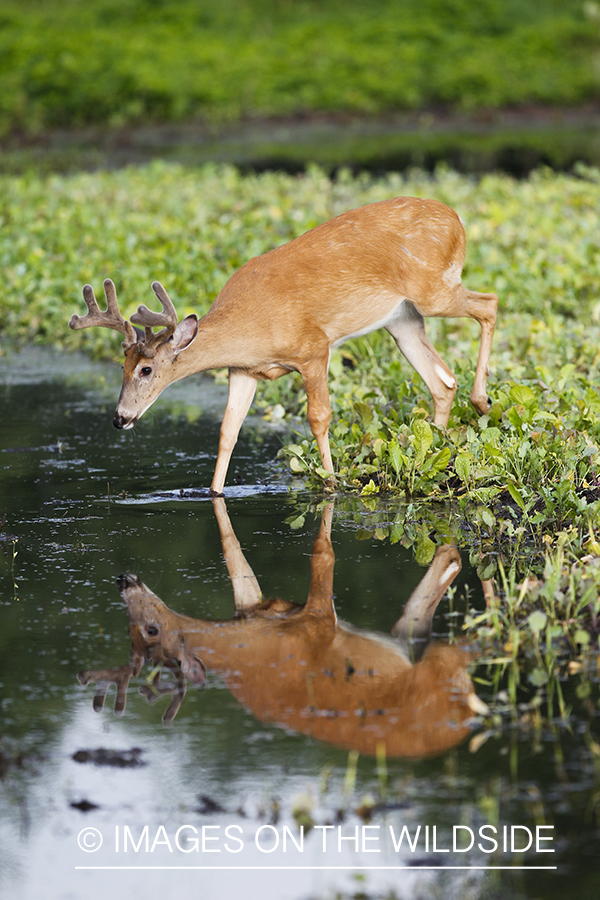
(71, 747), (146, 768)
(70, 799), (100, 812)
(195, 794), (226, 815)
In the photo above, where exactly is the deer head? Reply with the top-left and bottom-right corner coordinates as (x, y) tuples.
(78, 572), (205, 725)
(117, 572), (207, 686)
(69, 279), (199, 430)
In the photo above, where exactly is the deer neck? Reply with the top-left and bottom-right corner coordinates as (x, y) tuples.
(174, 309), (257, 377)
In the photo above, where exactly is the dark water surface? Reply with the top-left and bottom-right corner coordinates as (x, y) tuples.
(0, 348), (598, 900)
(3, 109), (600, 177)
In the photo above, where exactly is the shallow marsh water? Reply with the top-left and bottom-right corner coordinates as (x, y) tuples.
(0, 348), (598, 900)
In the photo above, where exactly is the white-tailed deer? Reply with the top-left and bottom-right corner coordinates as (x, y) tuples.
(79, 501), (487, 757)
(69, 197), (498, 493)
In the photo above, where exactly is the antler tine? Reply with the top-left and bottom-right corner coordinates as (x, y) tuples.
(130, 281), (179, 358)
(102, 277), (124, 321)
(131, 281), (178, 330)
(138, 665), (187, 725)
(69, 279), (137, 350)
(78, 660), (141, 717)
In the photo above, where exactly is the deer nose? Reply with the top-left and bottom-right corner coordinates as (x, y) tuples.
(113, 413), (125, 429)
(117, 573), (141, 591)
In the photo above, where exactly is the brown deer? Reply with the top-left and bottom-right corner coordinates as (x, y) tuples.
(79, 501), (487, 758)
(69, 197), (497, 494)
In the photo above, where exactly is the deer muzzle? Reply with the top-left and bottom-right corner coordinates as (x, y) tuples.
(113, 412), (136, 430)
(117, 573), (142, 591)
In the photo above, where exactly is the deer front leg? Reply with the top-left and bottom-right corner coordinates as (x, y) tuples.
(211, 368), (259, 495)
(300, 354), (334, 475)
(304, 501), (336, 620)
(212, 496), (263, 612)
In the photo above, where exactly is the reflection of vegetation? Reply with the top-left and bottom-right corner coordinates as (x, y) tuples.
(1, 1), (599, 134)
(3, 117), (600, 177)
(469, 540), (600, 737)
(10, 538), (18, 601)
(299, 496), (600, 741)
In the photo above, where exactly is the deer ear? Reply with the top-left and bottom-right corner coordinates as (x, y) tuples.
(179, 646), (207, 685)
(172, 315), (198, 355)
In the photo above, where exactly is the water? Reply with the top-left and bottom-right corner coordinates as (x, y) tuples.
(0, 348), (598, 900)
(3, 112), (600, 177)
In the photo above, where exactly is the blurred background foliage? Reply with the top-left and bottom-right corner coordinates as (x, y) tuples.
(0, 0), (599, 134)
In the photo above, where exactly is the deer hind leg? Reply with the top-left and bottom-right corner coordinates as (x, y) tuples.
(211, 369), (258, 495)
(386, 301), (457, 427)
(300, 354), (334, 474)
(391, 544), (461, 661)
(459, 288), (498, 416)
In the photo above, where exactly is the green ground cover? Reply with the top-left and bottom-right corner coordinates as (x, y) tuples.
(1, 0), (599, 134)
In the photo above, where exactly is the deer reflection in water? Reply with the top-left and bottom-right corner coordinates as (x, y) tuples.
(79, 500), (487, 758)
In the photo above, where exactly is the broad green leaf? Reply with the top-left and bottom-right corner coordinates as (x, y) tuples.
(488, 402), (504, 426)
(429, 446), (451, 472)
(388, 440), (404, 475)
(506, 407), (524, 429)
(360, 479), (379, 495)
(286, 514), (306, 530)
(506, 483), (526, 511)
(354, 402), (373, 429)
(480, 508), (495, 528)
(455, 452), (472, 484)
(289, 456), (305, 473)
(509, 385), (536, 407)
(389, 521), (404, 544)
(286, 444), (305, 457)
(528, 610), (547, 634)
(372, 438), (386, 460)
(412, 418), (433, 466)
(479, 561), (496, 580)
(415, 531), (436, 565)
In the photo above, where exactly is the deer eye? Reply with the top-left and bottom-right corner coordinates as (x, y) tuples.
(145, 625), (159, 637)
(140, 366), (152, 377)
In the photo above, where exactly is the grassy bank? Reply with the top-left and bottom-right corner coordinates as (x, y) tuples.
(1, 1), (599, 134)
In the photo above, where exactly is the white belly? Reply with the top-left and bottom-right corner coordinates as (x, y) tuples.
(331, 298), (407, 348)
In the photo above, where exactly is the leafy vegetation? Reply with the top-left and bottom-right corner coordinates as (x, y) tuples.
(0, 0), (599, 134)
